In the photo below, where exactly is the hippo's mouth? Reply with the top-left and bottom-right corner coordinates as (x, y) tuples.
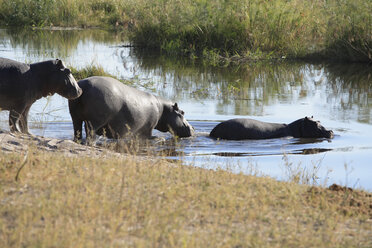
(62, 78), (82, 99)
(170, 124), (194, 138)
(178, 125), (195, 138)
(325, 130), (334, 139)
(67, 86), (83, 99)
(62, 74), (82, 99)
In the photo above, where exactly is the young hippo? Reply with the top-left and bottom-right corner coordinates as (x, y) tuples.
(210, 117), (334, 140)
(0, 57), (82, 133)
(68, 76), (194, 141)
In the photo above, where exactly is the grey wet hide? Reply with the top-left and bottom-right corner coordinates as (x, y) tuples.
(0, 57), (82, 133)
(68, 76), (194, 141)
(209, 117), (334, 140)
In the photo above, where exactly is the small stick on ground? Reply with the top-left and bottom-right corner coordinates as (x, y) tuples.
(15, 150), (29, 181)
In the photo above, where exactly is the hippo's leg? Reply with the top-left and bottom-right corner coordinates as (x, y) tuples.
(136, 126), (153, 138)
(9, 109), (23, 133)
(84, 120), (109, 144)
(18, 105), (31, 134)
(84, 121), (96, 144)
(72, 118), (83, 142)
(96, 125), (116, 139)
(105, 115), (134, 139)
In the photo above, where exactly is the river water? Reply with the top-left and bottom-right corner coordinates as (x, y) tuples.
(1, 28), (371, 190)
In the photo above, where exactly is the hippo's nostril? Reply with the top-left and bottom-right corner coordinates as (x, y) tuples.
(326, 130), (334, 138)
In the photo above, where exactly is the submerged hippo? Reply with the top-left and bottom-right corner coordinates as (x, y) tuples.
(0, 58), (82, 133)
(68, 76), (194, 141)
(210, 117), (334, 140)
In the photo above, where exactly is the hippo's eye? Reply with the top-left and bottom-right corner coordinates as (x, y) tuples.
(60, 68), (71, 74)
(175, 111), (183, 118)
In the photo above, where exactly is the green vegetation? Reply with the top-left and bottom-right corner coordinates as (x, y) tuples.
(0, 148), (371, 247)
(70, 64), (117, 81)
(69, 65), (138, 88)
(0, 0), (371, 62)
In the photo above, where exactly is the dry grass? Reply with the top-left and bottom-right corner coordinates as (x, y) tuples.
(0, 147), (371, 247)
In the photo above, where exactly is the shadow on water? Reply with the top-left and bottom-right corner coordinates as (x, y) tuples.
(210, 148), (332, 157)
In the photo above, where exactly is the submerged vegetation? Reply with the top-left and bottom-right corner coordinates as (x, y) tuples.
(0, 0), (370, 63)
(0, 148), (371, 247)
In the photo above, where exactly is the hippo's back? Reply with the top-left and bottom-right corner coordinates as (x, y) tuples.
(0, 58), (29, 81)
(210, 118), (287, 140)
(70, 77), (127, 119)
(78, 76), (154, 103)
(0, 58), (31, 108)
(69, 76), (160, 130)
(210, 119), (254, 140)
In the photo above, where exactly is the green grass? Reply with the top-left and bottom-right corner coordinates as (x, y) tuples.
(69, 64), (116, 81)
(0, 147), (371, 247)
(0, 0), (371, 62)
(69, 64), (137, 88)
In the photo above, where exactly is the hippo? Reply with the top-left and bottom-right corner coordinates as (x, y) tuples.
(209, 117), (334, 140)
(68, 76), (194, 142)
(0, 57), (82, 133)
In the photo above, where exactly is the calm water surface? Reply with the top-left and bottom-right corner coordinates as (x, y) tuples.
(1, 29), (371, 190)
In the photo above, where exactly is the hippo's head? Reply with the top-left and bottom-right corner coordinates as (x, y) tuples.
(156, 103), (194, 138)
(300, 117), (334, 139)
(50, 59), (82, 99)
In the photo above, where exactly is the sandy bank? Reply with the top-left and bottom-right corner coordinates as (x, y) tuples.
(0, 130), (123, 158)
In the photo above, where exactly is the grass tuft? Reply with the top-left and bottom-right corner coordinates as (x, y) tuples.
(69, 64), (116, 81)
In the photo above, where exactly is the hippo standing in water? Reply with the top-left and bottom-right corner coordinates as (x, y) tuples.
(68, 76), (194, 141)
(210, 117), (334, 140)
(0, 58), (82, 133)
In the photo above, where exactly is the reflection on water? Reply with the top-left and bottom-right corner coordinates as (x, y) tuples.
(129, 53), (372, 124)
(1, 28), (123, 59)
(1, 28), (371, 124)
(1, 28), (372, 190)
(324, 63), (372, 123)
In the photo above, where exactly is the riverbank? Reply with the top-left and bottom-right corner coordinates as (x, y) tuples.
(0, 130), (122, 158)
(0, 131), (371, 247)
(0, 0), (370, 63)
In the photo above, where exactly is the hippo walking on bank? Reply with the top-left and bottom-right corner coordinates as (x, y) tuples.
(210, 117), (334, 140)
(0, 58), (82, 133)
(68, 76), (194, 141)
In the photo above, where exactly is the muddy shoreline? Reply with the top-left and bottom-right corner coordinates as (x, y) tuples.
(0, 130), (123, 158)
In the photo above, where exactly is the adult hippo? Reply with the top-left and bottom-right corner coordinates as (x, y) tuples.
(210, 117), (334, 140)
(68, 76), (194, 141)
(0, 57), (82, 133)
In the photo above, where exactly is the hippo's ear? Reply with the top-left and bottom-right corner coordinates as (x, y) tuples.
(56, 59), (64, 69)
(172, 103), (185, 115)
